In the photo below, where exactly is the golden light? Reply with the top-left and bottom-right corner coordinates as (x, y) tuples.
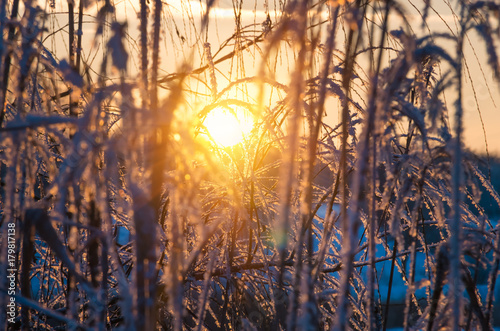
(203, 106), (254, 147)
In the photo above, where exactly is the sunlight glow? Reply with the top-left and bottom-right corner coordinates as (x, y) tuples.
(203, 106), (254, 147)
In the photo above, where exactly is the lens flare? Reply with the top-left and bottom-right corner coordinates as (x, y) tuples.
(203, 106), (254, 147)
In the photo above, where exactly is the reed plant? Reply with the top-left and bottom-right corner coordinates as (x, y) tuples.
(0, 0), (499, 330)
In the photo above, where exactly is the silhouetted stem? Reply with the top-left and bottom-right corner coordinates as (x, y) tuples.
(0, 0), (19, 127)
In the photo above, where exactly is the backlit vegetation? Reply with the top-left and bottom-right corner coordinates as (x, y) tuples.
(0, 0), (500, 330)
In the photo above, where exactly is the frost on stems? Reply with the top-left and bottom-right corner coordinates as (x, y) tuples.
(0, 0), (20, 127)
(333, 1), (363, 330)
(139, 0), (149, 109)
(204, 43), (218, 101)
(0, 0), (500, 330)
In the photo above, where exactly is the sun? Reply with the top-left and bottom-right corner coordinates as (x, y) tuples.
(203, 106), (254, 147)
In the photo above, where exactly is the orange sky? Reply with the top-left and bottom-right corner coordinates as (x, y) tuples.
(44, 0), (500, 155)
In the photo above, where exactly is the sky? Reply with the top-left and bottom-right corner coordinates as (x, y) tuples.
(43, 0), (500, 155)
